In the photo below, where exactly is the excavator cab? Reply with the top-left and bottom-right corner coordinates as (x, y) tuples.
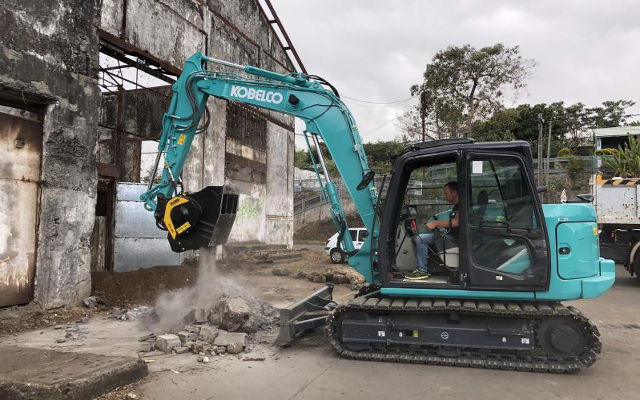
(379, 139), (551, 291)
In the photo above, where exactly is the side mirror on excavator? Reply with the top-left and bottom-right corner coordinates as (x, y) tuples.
(357, 171), (375, 191)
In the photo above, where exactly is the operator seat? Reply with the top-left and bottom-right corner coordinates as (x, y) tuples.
(471, 190), (488, 225)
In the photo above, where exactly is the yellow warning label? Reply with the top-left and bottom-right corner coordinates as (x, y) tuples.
(412, 330), (419, 338)
(176, 221), (191, 234)
(164, 196), (189, 239)
(178, 134), (186, 145)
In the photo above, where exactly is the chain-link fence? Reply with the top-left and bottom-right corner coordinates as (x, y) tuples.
(293, 156), (598, 215)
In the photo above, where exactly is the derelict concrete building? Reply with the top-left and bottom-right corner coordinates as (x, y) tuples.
(0, 0), (301, 308)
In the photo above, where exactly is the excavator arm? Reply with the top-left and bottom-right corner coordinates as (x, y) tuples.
(141, 52), (379, 282)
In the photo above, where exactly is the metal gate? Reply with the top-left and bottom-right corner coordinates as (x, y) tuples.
(113, 182), (180, 272)
(0, 105), (42, 307)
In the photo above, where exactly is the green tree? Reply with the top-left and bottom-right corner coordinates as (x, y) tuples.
(295, 140), (406, 176)
(363, 141), (406, 173)
(408, 43), (535, 139)
(589, 100), (636, 128)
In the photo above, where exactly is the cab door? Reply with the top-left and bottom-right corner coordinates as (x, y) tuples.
(463, 153), (549, 290)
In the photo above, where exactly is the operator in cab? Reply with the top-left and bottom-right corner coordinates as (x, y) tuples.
(404, 181), (459, 280)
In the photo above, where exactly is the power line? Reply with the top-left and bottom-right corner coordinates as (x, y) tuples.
(362, 114), (403, 135)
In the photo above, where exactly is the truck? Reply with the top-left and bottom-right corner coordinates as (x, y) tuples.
(139, 52), (615, 373)
(592, 126), (640, 279)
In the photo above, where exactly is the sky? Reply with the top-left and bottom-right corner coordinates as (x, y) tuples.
(270, 0), (640, 146)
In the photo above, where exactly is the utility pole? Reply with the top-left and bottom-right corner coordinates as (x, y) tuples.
(537, 113), (544, 187)
(545, 117), (553, 202)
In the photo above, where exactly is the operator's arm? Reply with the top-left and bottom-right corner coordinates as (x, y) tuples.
(424, 209), (459, 230)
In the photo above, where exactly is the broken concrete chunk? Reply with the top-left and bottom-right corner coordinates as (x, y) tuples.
(174, 346), (190, 354)
(214, 331), (246, 354)
(139, 342), (154, 352)
(155, 334), (181, 352)
(198, 326), (219, 344)
(310, 272), (326, 283)
(227, 342), (244, 354)
(138, 333), (156, 342)
(177, 331), (198, 344)
(271, 268), (291, 276)
(191, 340), (212, 354)
(82, 296), (101, 309)
(184, 324), (201, 334)
(193, 308), (210, 323)
(243, 356), (265, 361)
(216, 297), (251, 332)
(197, 356), (210, 363)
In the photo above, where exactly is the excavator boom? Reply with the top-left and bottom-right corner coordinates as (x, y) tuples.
(141, 52), (378, 280)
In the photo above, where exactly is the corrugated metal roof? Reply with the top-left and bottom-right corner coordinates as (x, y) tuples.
(593, 126), (640, 138)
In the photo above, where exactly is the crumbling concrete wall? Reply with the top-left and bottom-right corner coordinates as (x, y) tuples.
(101, 0), (296, 248)
(98, 88), (170, 181)
(0, 0), (102, 307)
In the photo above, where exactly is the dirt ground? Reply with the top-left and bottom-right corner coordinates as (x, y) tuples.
(92, 249), (363, 309)
(4, 250), (639, 400)
(0, 303), (102, 336)
(1, 248), (348, 337)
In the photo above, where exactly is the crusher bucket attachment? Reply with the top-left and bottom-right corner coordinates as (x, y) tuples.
(155, 186), (239, 252)
(276, 285), (337, 346)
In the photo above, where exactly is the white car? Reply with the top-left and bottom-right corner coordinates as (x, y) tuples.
(324, 228), (368, 264)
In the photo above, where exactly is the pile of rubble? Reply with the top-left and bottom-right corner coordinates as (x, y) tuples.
(272, 266), (365, 286)
(139, 294), (278, 359)
(144, 326), (247, 357)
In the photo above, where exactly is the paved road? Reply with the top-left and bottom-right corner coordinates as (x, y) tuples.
(134, 265), (640, 400)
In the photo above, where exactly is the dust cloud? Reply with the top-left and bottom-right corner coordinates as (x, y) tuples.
(151, 249), (268, 333)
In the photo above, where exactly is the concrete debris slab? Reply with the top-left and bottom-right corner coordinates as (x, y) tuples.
(197, 326), (219, 344)
(190, 341), (212, 354)
(174, 346), (190, 354)
(139, 342), (154, 352)
(193, 308), (210, 323)
(177, 330), (198, 344)
(155, 334), (181, 352)
(0, 346), (147, 400)
(271, 268), (291, 276)
(214, 331), (246, 354)
(184, 324), (201, 334)
(242, 356), (265, 362)
(215, 297), (253, 332)
(138, 333), (156, 342)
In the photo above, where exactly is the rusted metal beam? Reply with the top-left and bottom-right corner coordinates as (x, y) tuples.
(259, 0), (307, 74)
(99, 29), (182, 77)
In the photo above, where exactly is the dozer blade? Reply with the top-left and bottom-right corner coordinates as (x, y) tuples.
(165, 186), (239, 252)
(276, 285), (337, 346)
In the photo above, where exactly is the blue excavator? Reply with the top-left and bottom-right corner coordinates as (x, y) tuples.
(140, 52), (615, 373)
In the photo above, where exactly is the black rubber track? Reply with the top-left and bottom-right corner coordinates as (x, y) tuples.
(327, 293), (601, 373)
